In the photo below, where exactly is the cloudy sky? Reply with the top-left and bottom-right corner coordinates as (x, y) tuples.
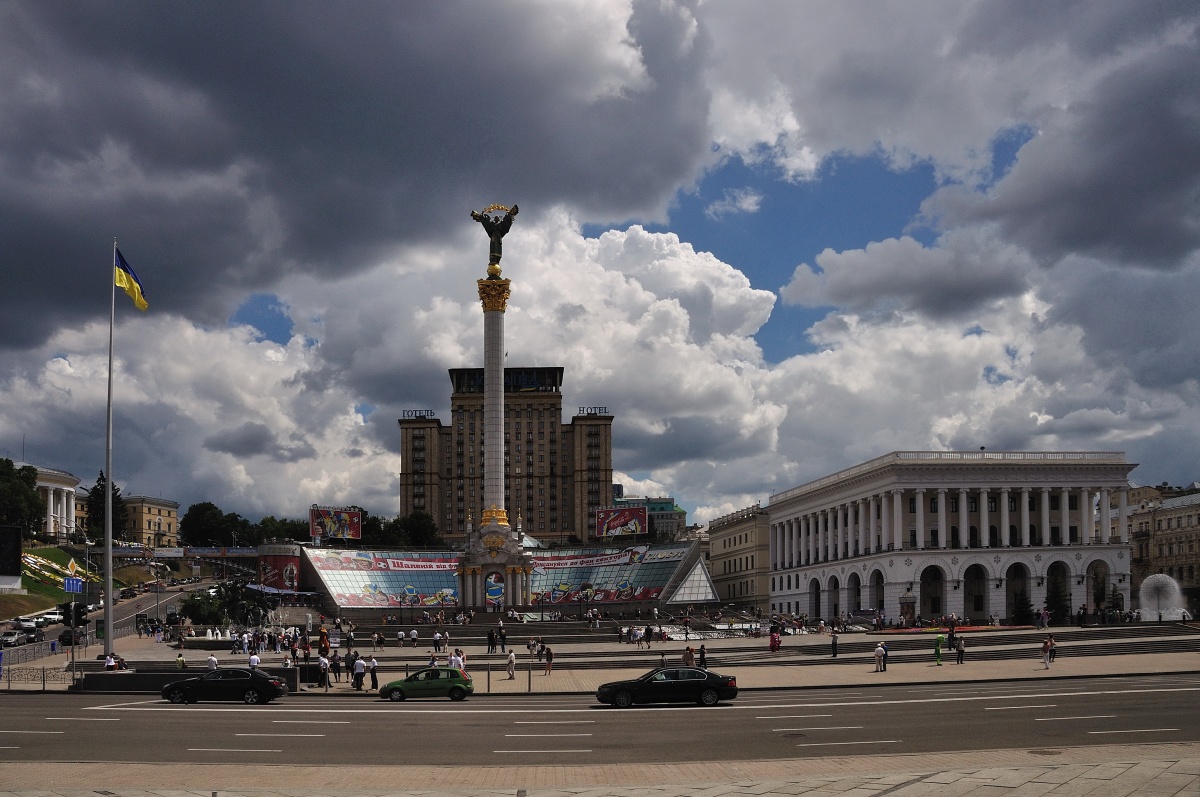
(3, 1), (1199, 527)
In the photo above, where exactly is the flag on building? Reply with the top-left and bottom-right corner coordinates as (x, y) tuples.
(114, 247), (148, 311)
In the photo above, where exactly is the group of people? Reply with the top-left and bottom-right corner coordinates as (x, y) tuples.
(315, 649), (378, 690)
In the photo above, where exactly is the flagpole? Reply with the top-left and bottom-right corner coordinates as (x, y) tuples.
(103, 239), (116, 658)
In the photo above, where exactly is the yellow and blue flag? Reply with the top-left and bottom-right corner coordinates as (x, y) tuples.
(114, 247), (148, 311)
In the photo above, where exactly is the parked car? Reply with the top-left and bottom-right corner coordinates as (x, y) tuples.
(596, 667), (739, 708)
(1, 630), (26, 647)
(58, 629), (87, 646)
(41, 611), (65, 625)
(161, 668), (287, 705)
(17, 618), (38, 632)
(378, 666), (473, 701)
(119, 588), (138, 599)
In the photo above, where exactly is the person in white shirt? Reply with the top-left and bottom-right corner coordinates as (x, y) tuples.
(352, 655), (366, 690)
(368, 655), (378, 690)
(448, 650), (463, 669)
(248, 652), (260, 669)
(207, 653), (218, 671)
(506, 650), (516, 679)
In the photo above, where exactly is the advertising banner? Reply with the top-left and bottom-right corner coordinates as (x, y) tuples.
(310, 506), (362, 539)
(259, 553), (301, 591)
(152, 547), (185, 558)
(330, 586), (458, 608)
(596, 507), (647, 537)
(311, 551), (456, 571)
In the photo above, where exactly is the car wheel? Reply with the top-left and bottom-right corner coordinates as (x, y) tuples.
(166, 689), (187, 704)
(387, 689), (405, 701)
(448, 686), (466, 701)
(613, 690), (634, 708)
(242, 689), (261, 705)
(698, 688), (720, 707)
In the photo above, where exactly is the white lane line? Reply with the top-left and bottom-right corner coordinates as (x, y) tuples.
(0, 730), (63, 734)
(45, 718), (121, 721)
(504, 734), (592, 737)
(513, 720), (596, 724)
(773, 726), (862, 732)
(235, 733), (325, 737)
(984, 705), (1056, 711)
(1088, 729), (1179, 735)
(0, 747), (20, 750)
(272, 720), (350, 724)
(188, 748), (282, 752)
(756, 714), (833, 720)
(1035, 715), (1116, 722)
(493, 749), (592, 753)
(795, 740), (901, 748)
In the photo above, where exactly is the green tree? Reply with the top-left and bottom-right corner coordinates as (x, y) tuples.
(177, 590), (224, 626)
(397, 510), (444, 547)
(1011, 589), (1035, 625)
(256, 515), (309, 543)
(85, 471), (129, 542)
(179, 502), (225, 547)
(1046, 574), (1072, 625)
(0, 459), (43, 539)
(361, 513), (404, 547)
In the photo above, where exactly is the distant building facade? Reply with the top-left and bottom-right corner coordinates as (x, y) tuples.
(768, 451), (1136, 624)
(1129, 487), (1200, 615)
(124, 495), (180, 548)
(398, 367), (614, 545)
(18, 463), (82, 543)
(610, 494), (688, 541)
(707, 503), (770, 612)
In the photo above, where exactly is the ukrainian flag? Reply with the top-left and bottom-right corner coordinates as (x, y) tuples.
(114, 247), (148, 311)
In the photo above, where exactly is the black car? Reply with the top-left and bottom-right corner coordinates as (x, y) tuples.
(596, 667), (738, 707)
(161, 668), (287, 705)
(58, 629), (86, 646)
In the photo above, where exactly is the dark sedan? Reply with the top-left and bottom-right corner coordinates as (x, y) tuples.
(596, 667), (738, 707)
(161, 668), (287, 705)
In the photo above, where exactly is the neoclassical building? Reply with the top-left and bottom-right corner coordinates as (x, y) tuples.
(768, 451), (1136, 624)
(20, 463), (83, 542)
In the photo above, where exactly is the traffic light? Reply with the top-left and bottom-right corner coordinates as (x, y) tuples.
(57, 602), (73, 619)
(72, 603), (89, 627)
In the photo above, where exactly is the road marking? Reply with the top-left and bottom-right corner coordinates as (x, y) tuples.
(1088, 729), (1178, 735)
(773, 726), (863, 732)
(235, 733), (324, 737)
(985, 705), (1056, 711)
(795, 740), (901, 747)
(0, 730), (63, 734)
(493, 749), (592, 753)
(1035, 715), (1116, 721)
(188, 748), (282, 752)
(45, 718), (120, 721)
(272, 720), (351, 724)
(513, 720), (596, 724)
(0, 747), (20, 749)
(504, 733), (592, 737)
(757, 714), (833, 720)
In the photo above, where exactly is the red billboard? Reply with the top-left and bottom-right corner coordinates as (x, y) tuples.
(258, 544), (302, 591)
(309, 506), (362, 540)
(596, 507), (647, 537)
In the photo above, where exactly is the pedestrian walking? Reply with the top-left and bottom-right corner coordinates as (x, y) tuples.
(934, 634), (944, 666)
(543, 646), (554, 675)
(353, 652), (366, 690)
(881, 642), (888, 671)
(1041, 635), (1053, 669)
(368, 655), (378, 691)
(499, 628), (507, 653)
(487, 628), (496, 654)
(1048, 633), (1057, 662)
(409, 628), (418, 647)
(831, 630), (838, 657)
(698, 644), (707, 669)
(330, 651), (342, 683)
(506, 650), (516, 679)
(318, 654), (330, 688)
(955, 636), (965, 664)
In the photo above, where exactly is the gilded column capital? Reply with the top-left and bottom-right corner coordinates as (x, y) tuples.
(477, 278), (511, 312)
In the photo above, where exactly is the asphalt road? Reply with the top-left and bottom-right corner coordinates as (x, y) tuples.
(1, 673), (1198, 766)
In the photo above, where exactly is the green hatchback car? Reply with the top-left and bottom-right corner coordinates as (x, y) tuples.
(379, 666), (473, 701)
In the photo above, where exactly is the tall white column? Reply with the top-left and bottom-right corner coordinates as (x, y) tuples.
(980, 488), (990, 548)
(859, 498), (869, 555)
(1040, 487), (1051, 545)
(477, 275), (511, 535)
(1020, 488), (1031, 546)
(819, 510), (828, 562)
(1060, 487), (1071, 544)
(937, 488), (948, 549)
(915, 489), (926, 549)
(1118, 489), (1129, 543)
(1099, 489), (1111, 543)
(1082, 488), (1093, 542)
(1000, 488), (1011, 546)
(891, 489), (904, 551)
(869, 496), (879, 553)
(44, 487), (54, 540)
(958, 488), (969, 548)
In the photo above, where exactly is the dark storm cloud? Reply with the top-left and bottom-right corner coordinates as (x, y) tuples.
(0, 1), (712, 349)
(203, 421), (315, 463)
(935, 38), (1200, 269)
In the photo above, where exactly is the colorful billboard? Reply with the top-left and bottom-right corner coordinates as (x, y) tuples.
(258, 544), (303, 591)
(596, 507), (647, 537)
(309, 506), (362, 540)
